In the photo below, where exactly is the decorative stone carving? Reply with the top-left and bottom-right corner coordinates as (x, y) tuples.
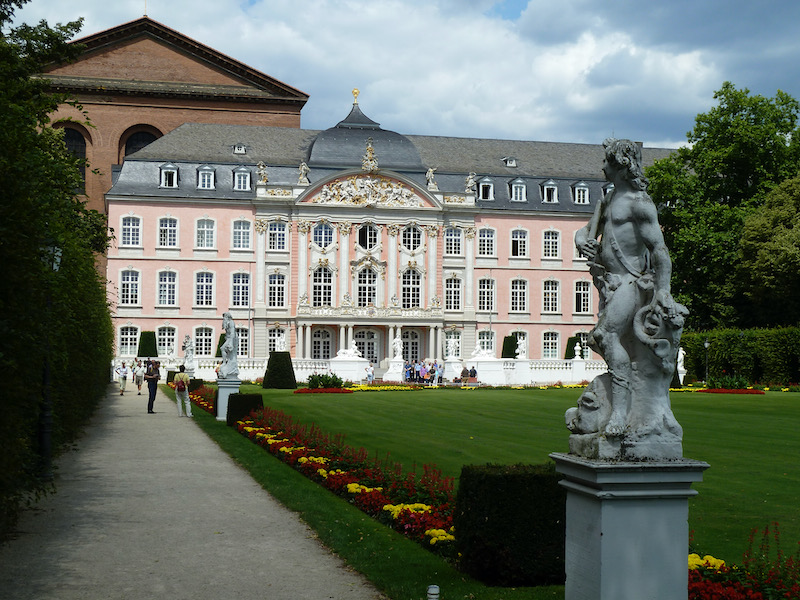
(296, 220), (312, 234)
(313, 175), (421, 208)
(566, 138), (688, 461)
(342, 292), (353, 307)
(426, 167), (439, 191)
(392, 335), (403, 359)
(256, 162), (268, 184)
(337, 340), (362, 358)
(387, 223), (402, 236)
(463, 226), (477, 239)
(425, 225), (440, 238)
(444, 195), (466, 204)
(254, 218), (270, 234)
(336, 221), (352, 236)
(465, 172), (477, 194)
(218, 312), (239, 380)
(298, 292), (309, 306)
(516, 337), (527, 359)
(362, 137), (379, 173)
(298, 161), (310, 185)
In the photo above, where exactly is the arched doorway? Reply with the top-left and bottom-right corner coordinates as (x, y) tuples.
(402, 329), (421, 363)
(354, 329), (380, 363)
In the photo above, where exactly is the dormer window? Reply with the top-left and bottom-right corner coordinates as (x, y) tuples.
(160, 163), (178, 188)
(573, 182), (590, 204)
(479, 178), (494, 201)
(503, 156), (517, 168)
(542, 180), (558, 203)
(510, 179), (527, 202)
(233, 143), (247, 155)
(198, 165), (215, 190)
(233, 167), (251, 191)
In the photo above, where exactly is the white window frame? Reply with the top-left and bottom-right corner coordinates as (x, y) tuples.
(478, 278), (495, 312)
(158, 217), (178, 248)
(234, 169), (251, 191)
(574, 184), (590, 205)
(401, 269), (421, 308)
(510, 279), (528, 312)
(236, 327), (249, 357)
(268, 327), (285, 353)
(444, 227), (462, 256)
(157, 326), (176, 356)
(157, 270), (177, 306)
(477, 228), (495, 256)
(542, 181), (559, 203)
(232, 272), (250, 307)
(118, 325), (139, 355)
(120, 216), (141, 247)
(312, 267), (333, 307)
(195, 327), (214, 357)
(268, 273), (286, 308)
(511, 181), (527, 202)
(195, 271), (215, 307)
(479, 179), (494, 201)
(478, 330), (495, 354)
(312, 328), (332, 359)
(543, 280), (560, 314)
(197, 166), (215, 190)
(511, 229), (528, 258)
(195, 218), (215, 249)
(543, 229), (561, 259)
(445, 277), (462, 311)
(232, 220), (251, 250)
(402, 225), (422, 251)
(119, 269), (140, 306)
(358, 223), (378, 250)
(268, 221), (287, 251)
(543, 331), (559, 359)
(575, 280), (592, 314)
(357, 267), (377, 307)
(313, 222), (334, 249)
(160, 164), (178, 188)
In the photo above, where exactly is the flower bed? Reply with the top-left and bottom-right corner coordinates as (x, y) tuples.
(698, 388), (766, 395)
(236, 406), (456, 557)
(293, 387), (354, 394)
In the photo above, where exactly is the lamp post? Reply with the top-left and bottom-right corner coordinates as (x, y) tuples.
(704, 338), (710, 384)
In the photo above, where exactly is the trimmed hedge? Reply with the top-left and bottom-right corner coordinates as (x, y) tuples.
(189, 378), (204, 393)
(137, 331), (157, 358)
(501, 336), (517, 358)
(682, 327), (800, 385)
(263, 352), (297, 389)
(226, 393), (264, 427)
(455, 462), (566, 587)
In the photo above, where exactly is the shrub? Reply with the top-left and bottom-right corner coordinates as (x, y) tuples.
(137, 331), (157, 358)
(564, 336), (579, 359)
(455, 462), (566, 586)
(307, 372), (344, 389)
(263, 352), (297, 389)
(226, 393), (263, 426)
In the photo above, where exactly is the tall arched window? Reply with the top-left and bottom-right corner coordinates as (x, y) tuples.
(312, 329), (332, 359)
(63, 128), (86, 182)
(312, 267), (332, 307)
(125, 131), (158, 156)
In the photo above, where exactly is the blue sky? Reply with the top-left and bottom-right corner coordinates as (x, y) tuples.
(11, 0), (800, 148)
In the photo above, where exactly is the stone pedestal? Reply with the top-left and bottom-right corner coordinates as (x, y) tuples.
(383, 358), (405, 382)
(550, 453), (709, 600)
(216, 378), (241, 422)
(328, 356), (369, 383)
(443, 359), (463, 383)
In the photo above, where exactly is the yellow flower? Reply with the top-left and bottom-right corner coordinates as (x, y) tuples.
(688, 553), (725, 570)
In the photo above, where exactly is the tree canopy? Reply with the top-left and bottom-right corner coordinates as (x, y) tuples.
(0, 0), (113, 534)
(646, 82), (800, 330)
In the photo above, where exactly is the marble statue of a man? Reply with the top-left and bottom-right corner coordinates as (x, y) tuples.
(218, 312), (239, 380)
(566, 138), (688, 460)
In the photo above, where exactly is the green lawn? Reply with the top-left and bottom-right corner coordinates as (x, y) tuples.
(243, 385), (800, 563)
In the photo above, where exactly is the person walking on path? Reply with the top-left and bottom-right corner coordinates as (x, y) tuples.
(173, 365), (192, 417)
(133, 360), (145, 395)
(114, 362), (131, 395)
(144, 360), (160, 413)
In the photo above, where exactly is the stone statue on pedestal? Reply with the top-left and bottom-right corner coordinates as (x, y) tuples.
(566, 138), (688, 460)
(392, 335), (403, 359)
(218, 312), (239, 380)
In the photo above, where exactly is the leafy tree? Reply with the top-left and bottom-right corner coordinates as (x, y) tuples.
(647, 82), (800, 329)
(0, 1), (113, 534)
(739, 175), (800, 326)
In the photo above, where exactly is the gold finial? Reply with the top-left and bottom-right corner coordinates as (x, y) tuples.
(352, 88), (360, 104)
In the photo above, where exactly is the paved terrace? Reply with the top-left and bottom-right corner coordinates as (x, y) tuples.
(0, 384), (383, 600)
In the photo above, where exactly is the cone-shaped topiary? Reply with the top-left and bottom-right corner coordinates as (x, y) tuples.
(263, 351), (297, 389)
(501, 335), (517, 358)
(137, 331), (158, 358)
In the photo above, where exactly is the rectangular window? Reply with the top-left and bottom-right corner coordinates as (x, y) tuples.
(120, 270), (139, 305)
(195, 272), (214, 306)
(401, 270), (421, 309)
(234, 171), (250, 191)
(543, 184), (558, 203)
(196, 219), (215, 248)
(232, 220), (250, 249)
(198, 170), (214, 190)
(195, 327), (213, 356)
(444, 227), (462, 255)
(543, 230), (560, 258)
(357, 268), (377, 307)
(158, 271), (176, 306)
(232, 273), (250, 307)
(236, 327), (249, 357)
(511, 183), (526, 202)
(121, 216), (140, 247)
(478, 229), (495, 256)
(157, 326), (176, 356)
(478, 279), (494, 312)
(543, 331), (559, 359)
(511, 279), (527, 312)
(478, 330), (494, 354)
(119, 326), (139, 355)
(160, 168), (177, 188)
(268, 328), (285, 353)
(511, 230), (528, 257)
(445, 278), (462, 311)
(312, 269), (332, 307)
(479, 182), (494, 200)
(268, 274), (285, 308)
(543, 280), (560, 313)
(268, 222), (286, 251)
(575, 186), (589, 204)
(575, 281), (591, 313)
(158, 217), (177, 247)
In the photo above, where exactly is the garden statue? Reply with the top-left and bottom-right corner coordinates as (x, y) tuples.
(574, 341), (583, 359)
(218, 312), (239, 379)
(392, 335), (404, 359)
(446, 338), (459, 359)
(566, 138), (688, 460)
(515, 337), (527, 359)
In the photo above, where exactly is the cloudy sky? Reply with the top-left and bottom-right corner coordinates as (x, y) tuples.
(11, 0), (800, 148)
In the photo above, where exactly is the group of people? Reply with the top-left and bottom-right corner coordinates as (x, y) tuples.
(404, 360), (444, 385)
(115, 359), (191, 416)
